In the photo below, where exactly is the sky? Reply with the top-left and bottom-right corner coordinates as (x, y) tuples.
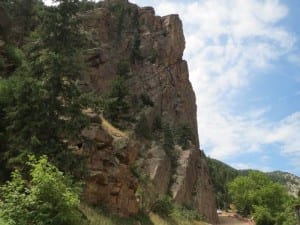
(44, 0), (300, 176)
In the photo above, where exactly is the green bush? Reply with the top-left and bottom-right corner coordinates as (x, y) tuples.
(253, 206), (275, 225)
(171, 205), (203, 221)
(0, 155), (84, 225)
(151, 196), (174, 216)
(4, 44), (24, 67)
(140, 93), (154, 107)
(175, 124), (193, 149)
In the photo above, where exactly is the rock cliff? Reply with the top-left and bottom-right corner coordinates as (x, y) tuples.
(79, 0), (218, 223)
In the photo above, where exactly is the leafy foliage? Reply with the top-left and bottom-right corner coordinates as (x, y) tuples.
(252, 205), (275, 225)
(275, 198), (299, 225)
(228, 171), (287, 216)
(0, 156), (84, 225)
(206, 157), (239, 209)
(1, 0), (43, 43)
(151, 196), (174, 217)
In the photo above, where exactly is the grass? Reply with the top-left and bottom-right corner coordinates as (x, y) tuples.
(80, 204), (210, 225)
(150, 213), (208, 225)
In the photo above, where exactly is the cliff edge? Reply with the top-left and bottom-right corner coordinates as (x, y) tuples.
(78, 0), (218, 223)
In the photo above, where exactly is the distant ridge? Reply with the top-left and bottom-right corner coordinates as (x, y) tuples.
(207, 157), (300, 208)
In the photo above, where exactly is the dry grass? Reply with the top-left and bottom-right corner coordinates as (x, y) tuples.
(80, 204), (210, 225)
(101, 116), (127, 138)
(149, 213), (210, 225)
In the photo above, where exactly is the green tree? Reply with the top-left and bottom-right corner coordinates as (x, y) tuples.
(252, 205), (274, 225)
(275, 198), (299, 225)
(206, 157), (239, 209)
(162, 122), (178, 171)
(1, 0), (43, 43)
(175, 124), (193, 149)
(1, 0), (87, 172)
(104, 76), (129, 124)
(0, 156), (84, 225)
(228, 171), (287, 216)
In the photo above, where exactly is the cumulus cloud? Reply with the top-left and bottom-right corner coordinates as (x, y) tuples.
(41, 0), (299, 173)
(131, 0), (300, 173)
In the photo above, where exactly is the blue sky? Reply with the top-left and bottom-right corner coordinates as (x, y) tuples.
(44, 0), (300, 176)
(131, 0), (300, 176)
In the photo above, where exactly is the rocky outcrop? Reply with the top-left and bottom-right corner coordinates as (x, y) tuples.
(80, 0), (218, 223)
(79, 116), (139, 216)
(172, 149), (218, 222)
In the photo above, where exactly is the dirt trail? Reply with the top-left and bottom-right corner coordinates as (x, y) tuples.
(218, 216), (248, 225)
(218, 213), (253, 225)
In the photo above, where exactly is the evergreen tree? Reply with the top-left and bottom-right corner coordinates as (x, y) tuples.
(163, 122), (178, 170)
(0, 0), (43, 44)
(1, 0), (87, 173)
(104, 76), (129, 124)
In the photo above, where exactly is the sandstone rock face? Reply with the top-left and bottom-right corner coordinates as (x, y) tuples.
(80, 120), (139, 216)
(80, 0), (217, 222)
(171, 149), (218, 223)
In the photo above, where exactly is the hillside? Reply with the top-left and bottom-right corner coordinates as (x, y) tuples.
(266, 171), (300, 197)
(207, 157), (300, 209)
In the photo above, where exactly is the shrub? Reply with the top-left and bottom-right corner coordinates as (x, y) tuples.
(4, 44), (24, 67)
(151, 196), (174, 216)
(140, 93), (154, 107)
(0, 155), (84, 225)
(175, 124), (193, 149)
(253, 206), (275, 225)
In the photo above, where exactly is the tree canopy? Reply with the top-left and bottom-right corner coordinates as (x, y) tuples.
(0, 156), (84, 225)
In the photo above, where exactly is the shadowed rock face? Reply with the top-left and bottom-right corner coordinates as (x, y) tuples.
(79, 0), (218, 223)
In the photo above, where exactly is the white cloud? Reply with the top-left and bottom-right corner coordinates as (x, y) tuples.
(137, 0), (300, 173)
(40, 0), (299, 174)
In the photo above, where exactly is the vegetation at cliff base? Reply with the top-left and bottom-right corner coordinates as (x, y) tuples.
(228, 171), (299, 225)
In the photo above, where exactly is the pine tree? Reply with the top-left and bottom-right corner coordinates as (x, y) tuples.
(1, 0), (87, 173)
(104, 76), (129, 124)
